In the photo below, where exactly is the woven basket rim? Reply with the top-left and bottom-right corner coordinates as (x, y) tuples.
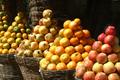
(40, 69), (75, 72)
(15, 55), (43, 59)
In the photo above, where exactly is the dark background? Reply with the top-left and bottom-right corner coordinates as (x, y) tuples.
(2, 0), (120, 38)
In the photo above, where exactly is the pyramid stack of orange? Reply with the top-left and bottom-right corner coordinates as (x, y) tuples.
(40, 18), (95, 71)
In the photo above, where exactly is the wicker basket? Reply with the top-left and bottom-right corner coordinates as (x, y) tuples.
(40, 69), (75, 80)
(28, 0), (48, 26)
(0, 54), (23, 80)
(15, 56), (42, 80)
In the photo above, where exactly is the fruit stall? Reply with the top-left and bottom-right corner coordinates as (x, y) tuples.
(0, 0), (120, 80)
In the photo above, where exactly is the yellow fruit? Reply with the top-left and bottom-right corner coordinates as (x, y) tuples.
(18, 23), (24, 28)
(11, 43), (18, 49)
(74, 18), (81, 25)
(20, 28), (25, 33)
(0, 48), (2, 53)
(65, 46), (75, 55)
(9, 48), (16, 54)
(12, 21), (17, 27)
(22, 33), (28, 39)
(0, 31), (5, 36)
(59, 29), (64, 37)
(45, 52), (53, 61)
(50, 55), (60, 64)
(4, 31), (11, 38)
(39, 26), (48, 34)
(16, 33), (22, 38)
(47, 63), (56, 70)
(56, 62), (67, 70)
(63, 20), (71, 28)
(67, 61), (76, 70)
(0, 43), (3, 48)
(39, 41), (49, 51)
(30, 42), (39, 50)
(7, 26), (13, 32)
(77, 61), (83, 67)
(63, 29), (73, 38)
(49, 46), (56, 54)
(7, 38), (14, 44)
(39, 58), (49, 70)
(60, 38), (70, 47)
(2, 49), (8, 54)
(82, 52), (89, 59)
(34, 25), (40, 33)
(11, 32), (16, 38)
(60, 53), (70, 63)
(3, 43), (10, 49)
(2, 38), (7, 43)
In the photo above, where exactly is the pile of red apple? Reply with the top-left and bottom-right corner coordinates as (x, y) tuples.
(75, 26), (120, 80)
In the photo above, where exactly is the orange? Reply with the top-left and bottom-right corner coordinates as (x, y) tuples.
(65, 46), (75, 55)
(74, 30), (83, 39)
(75, 44), (84, 53)
(63, 20), (71, 28)
(63, 29), (73, 38)
(69, 21), (78, 30)
(84, 45), (92, 52)
(60, 38), (70, 47)
(45, 52), (53, 61)
(60, 53), (70, 63)
(50, 55), (60, 64)
(56, 62), (67, 70)
(82, 29), (90, 38)
(47, 63), (56, 70)
(82, 52), (89, 59)
(55, 46), (65, 56)
(67, 61), (77, 70)
(70, 37), (79, 46)
(71, 52), (82, 62)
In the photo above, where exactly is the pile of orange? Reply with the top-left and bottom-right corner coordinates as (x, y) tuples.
(40, 18), (95, 71)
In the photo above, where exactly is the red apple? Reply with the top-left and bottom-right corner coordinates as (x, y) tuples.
(103, 62), (116, 74)
(104, 35), (115, 46)
(83, 71), (95, 80)
(101, 44), (112, 54)
(95, 72), (108, 80)
(105, 25), (116, 35)
(88, 50), (98, 62)
(92, 41), (102, 52)
(96, 53), (107, 64)
(97, 33), (106, 42)
(108, 73), (120, 80)
(84, 59), (94, 70)
(108, 53), (118, 63)
(115, 62), (120, 73)
(92, 62), (103, 73)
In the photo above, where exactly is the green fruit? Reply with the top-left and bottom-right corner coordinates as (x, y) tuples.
(13, 26), (20, 32)
(26, 28), (31, 34)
